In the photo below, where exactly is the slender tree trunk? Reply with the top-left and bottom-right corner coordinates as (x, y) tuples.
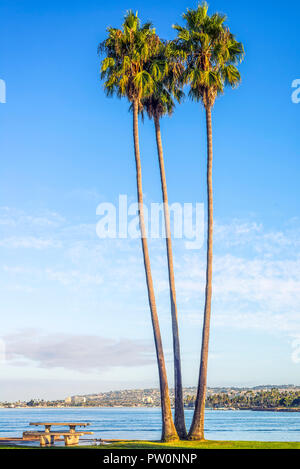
(188, 106), (213, 440)
(132, 100), (178, 442)
(154, 115), (187, 439)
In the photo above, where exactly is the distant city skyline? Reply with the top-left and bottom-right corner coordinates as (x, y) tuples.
(1, 0), (300, 400)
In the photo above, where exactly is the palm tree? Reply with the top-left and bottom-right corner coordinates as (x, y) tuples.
(99, 11), (178, 442)
(141, 42), (187, 439)
(173, 2), (244, 440)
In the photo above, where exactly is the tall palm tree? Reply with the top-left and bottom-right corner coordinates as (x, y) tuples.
(173, 2), (244, 440)
(99, 11), (178, 442)
(141, 43), (187, 438)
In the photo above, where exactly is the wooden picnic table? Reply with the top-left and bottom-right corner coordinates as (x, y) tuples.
(30, 422), (90, 432)
(25, 422), (93, 446)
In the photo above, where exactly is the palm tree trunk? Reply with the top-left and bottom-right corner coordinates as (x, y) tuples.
(132, 100), (178, 442)
(188, 106), (213, 440)
(154, 114), (187, 439)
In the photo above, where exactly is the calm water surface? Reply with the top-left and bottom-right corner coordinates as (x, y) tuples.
(0, 407), (300, 442)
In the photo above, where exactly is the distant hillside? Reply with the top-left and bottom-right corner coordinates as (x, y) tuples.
(65, 385), (300, 408)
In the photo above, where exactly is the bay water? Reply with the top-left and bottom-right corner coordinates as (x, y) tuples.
(0, 407), (299, 442)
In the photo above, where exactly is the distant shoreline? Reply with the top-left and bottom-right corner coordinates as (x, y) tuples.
(239, 407), (300, 413)
(1, 406), (300, 413)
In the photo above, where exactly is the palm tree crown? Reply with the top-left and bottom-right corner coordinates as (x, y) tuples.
(173, 2), (244, 108)
(99, 10), (160, 104)
(141, 42), (185, 119)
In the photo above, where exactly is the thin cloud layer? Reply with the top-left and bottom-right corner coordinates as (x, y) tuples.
(1, 206), (300, 339)
(4, 330), (154, 372)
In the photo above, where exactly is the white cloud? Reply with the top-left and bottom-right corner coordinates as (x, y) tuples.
(0, 236), (61, 249)
(3, 330), (154, 372)
(1, 206), (300, 340)
(0, 207), (65, 228)
(45, 269), (103, 286)
(177, 249), (300, 336)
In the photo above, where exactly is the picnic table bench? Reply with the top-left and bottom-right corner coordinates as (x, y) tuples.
(23, 422), (93, 446)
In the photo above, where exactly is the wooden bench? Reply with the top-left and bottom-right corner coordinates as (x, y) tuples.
(24, 422), (93, 446)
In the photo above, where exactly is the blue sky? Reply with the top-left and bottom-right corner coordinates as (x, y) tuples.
(0, 0), (300, 400)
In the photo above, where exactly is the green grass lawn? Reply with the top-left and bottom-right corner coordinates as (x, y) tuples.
(1, 440), (300, 449)
(86, 440), (300, 449)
